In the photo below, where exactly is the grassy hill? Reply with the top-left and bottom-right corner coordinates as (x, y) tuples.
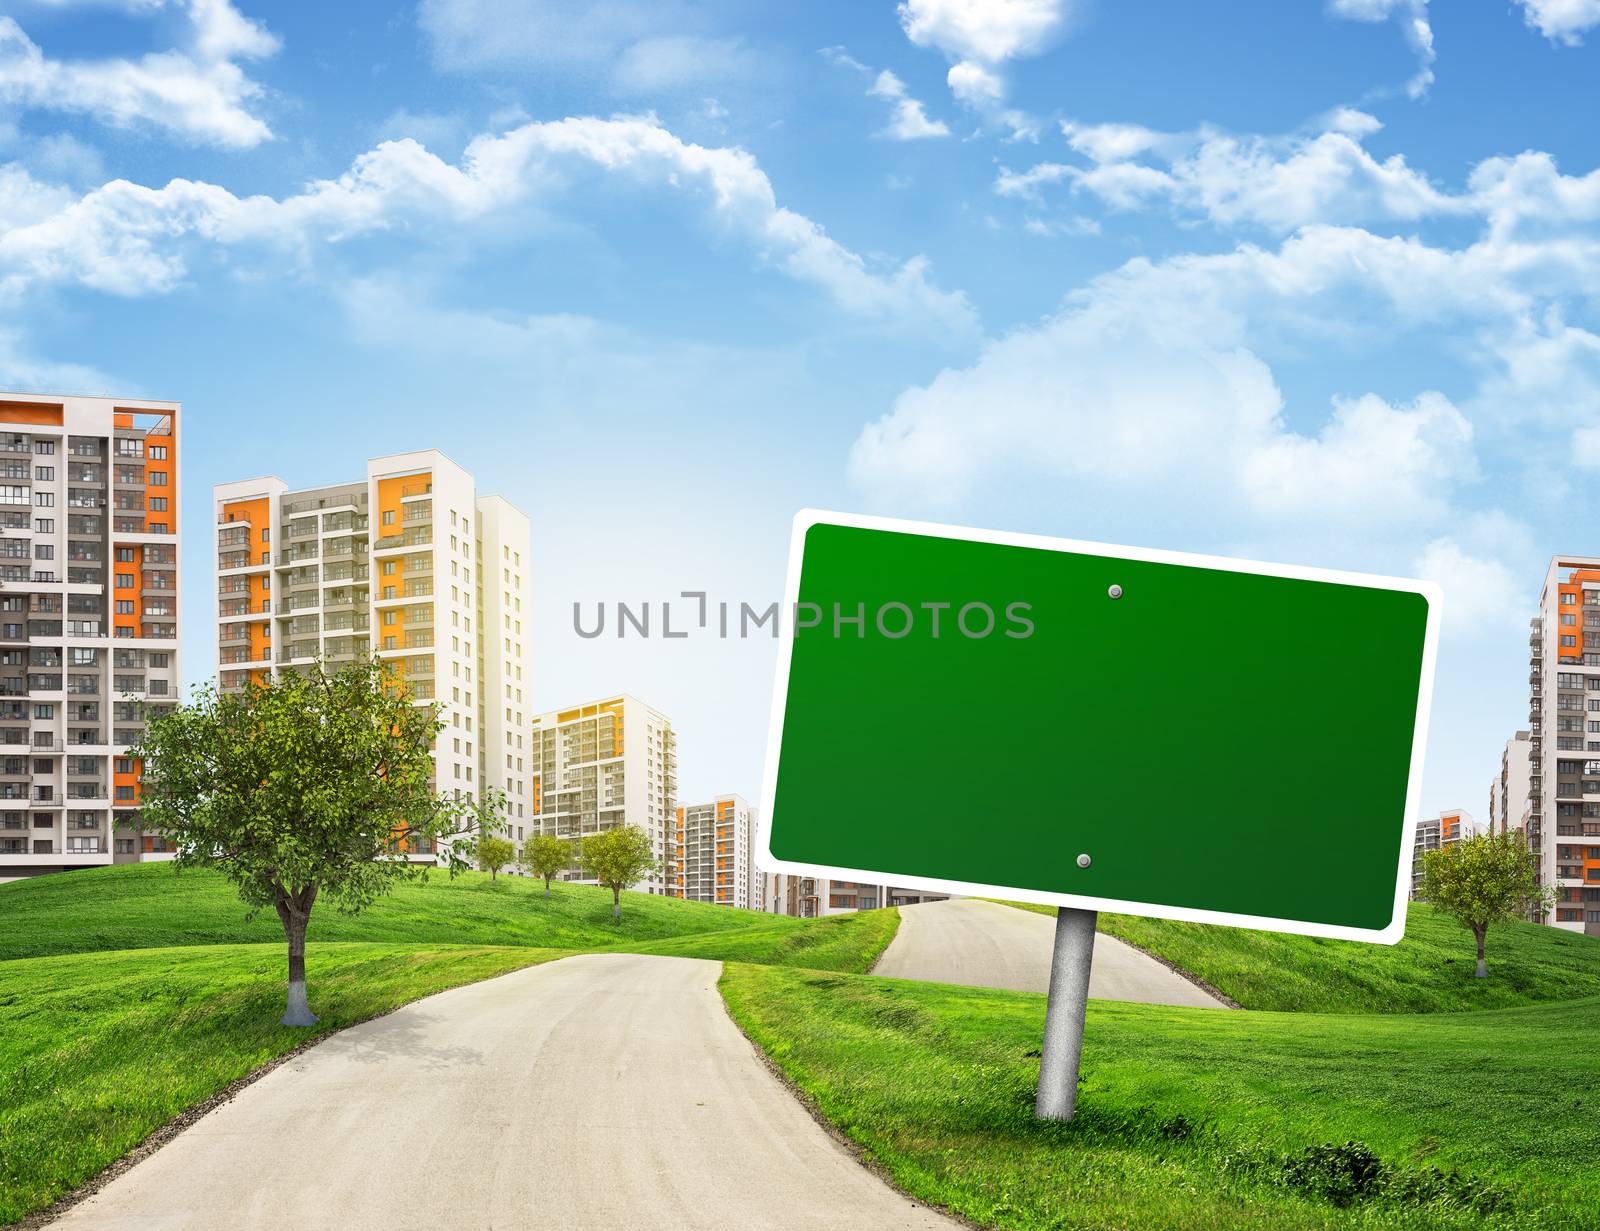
(0, 864), (902, 1225)
(0, 862), (797, 960)
(995, 899), (1600, 1013)
(0, 942), (562, 1225)
(724, 964), (1600, 1230)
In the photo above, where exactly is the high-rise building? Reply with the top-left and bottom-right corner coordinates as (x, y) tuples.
(673, 793), (760, 907)
(0, 393), (181, 881)
(761, 875), (948, 917)
(527, 694), (676, 893)
(1488, 730), (1533, 837)
(1527, 556), (1600, 934)
(213, 451), (533, 854)
(1411, 808), (1478, 899)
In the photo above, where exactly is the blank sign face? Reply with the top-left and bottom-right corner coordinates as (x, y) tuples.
(759, 512), (1439, 944)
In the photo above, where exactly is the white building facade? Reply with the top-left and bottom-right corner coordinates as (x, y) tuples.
(529, 694), (676, 893)
(213, 450), (532, 854)
(0, 393), (181, 881)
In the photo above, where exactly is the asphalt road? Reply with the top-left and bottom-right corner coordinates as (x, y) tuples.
(55, 954), (959, 1231)
(873, 898), (1230, 1008)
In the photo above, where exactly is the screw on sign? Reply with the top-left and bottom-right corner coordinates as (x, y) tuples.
(759, 510), (1440, 1121)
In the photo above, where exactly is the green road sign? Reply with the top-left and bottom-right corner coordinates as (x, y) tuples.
(760, 511), (1440, 944)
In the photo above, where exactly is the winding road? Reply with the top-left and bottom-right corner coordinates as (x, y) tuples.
(873, 898), (1230, 1007)
(54, 900), (1226, 1228)
(56, 953), (959, 1231)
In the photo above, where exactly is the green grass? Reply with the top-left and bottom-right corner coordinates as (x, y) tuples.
(722, 963), (1597, 1230)
(617, 903), (899, 972)
(0, 863), (908, 1227)
(993, 899), (1600, 1014)
(0, 942), (561, 1225)
(0, 862), (785, 960)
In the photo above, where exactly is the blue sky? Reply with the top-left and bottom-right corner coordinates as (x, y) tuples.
(2, 0), (1598, 816)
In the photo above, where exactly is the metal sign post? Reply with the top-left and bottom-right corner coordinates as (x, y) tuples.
(1036, 906), (1097, 1121)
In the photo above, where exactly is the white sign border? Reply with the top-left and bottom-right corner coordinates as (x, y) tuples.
(758, 509), (1442, 946)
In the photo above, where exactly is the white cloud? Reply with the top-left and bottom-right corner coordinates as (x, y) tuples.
(0, 2), (278, 149)
(1515, 0), (1600, 44)
(1241, 391), (1473, 522)
(846, 215), (1599, 627)
(1414, 537), (1527, 634)
(0, 117), (978, 335)
(946, 60), (1003, 106)
(898, 0), (1069, 126)
(1327, 0), (1435, 98)
(897, 0), (1070, 63)
(1006, 114), (1467, 232)
(868, 70), (951, 140)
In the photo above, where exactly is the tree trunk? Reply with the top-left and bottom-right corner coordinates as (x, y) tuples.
(275, 887), (320, 1027)
(612, 884), (621, 919)
(491, 865), (497, 883)
(544, 876), (552, 899)
(1474, 925), (1488, 979)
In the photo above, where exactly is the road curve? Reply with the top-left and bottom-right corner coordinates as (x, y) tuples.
(55, 953), (959, 1231)
(874, 898), (1230, 1008)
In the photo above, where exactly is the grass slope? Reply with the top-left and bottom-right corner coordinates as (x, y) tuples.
(0, 942), (560, 1225)
(617, 904), (898, 973)
(0, 862), (784, 961)
(996, 899), (1600, 1013)
(722, 964), (1597, 1230)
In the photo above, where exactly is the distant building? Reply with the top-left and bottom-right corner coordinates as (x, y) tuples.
(673, 793), (760, 907)
(1487, 730), (1532, 837)
(529, 695), (676, 893)
(1411, 808), (1479, 899)
(762, 873), (947, 917)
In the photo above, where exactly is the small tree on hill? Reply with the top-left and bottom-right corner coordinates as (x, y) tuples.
(130, 658), (504, 1027)
(522, 832), (574, 898)
(477, 834), (515, 882)
(578, 825), (659, 919)
(1419, 831), (1556, 979)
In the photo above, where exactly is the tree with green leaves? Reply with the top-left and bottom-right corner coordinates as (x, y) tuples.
(1418, 831), (1556, 979)
(477, 834), (515, 882)
(522, 832), (574, 898)
(578, 825), (659, 919)
(130, 658), (507, 1026)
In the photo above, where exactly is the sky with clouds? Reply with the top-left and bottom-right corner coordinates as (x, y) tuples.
(2, 0), (1598, 817)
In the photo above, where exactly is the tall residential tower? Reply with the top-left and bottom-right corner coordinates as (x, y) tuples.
(0, 393), (181, 881)
(214, 451), (533, 847)
(528, 695), (676, 893)
(673, 793), (759, 907)
(1528, 557), (1600, 934)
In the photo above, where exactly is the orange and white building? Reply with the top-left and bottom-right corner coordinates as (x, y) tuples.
(0, 392), (181, 881)
(1527, 557), (1600, 933)
(213, 450), (533, 849)
(673, 793), (759, 907)
(1410, 808), (1479, 899)
(528, 694), (676, 893)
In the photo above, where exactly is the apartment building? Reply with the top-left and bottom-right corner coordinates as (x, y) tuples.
(1487, 730), (1533, 837)
(762, 874), (948, 917)
(213, 451), (533, 854)
(1527, 556), (1600, 934)
(673, 793), (761, 907)
(1410, 809), (1478, 899)
(528, 695), (675, 893)
(0, 393), (180, 881)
